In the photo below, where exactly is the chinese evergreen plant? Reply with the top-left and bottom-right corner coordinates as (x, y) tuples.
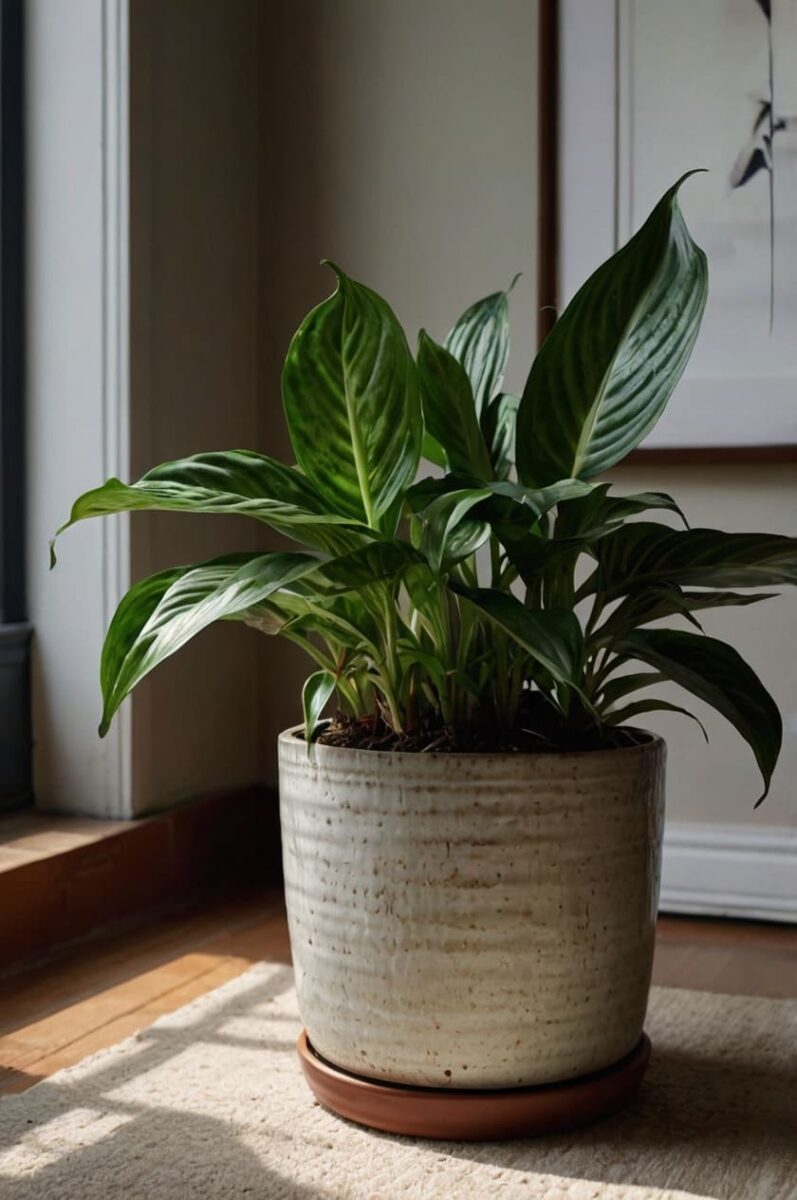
(54, 175), (797, 802)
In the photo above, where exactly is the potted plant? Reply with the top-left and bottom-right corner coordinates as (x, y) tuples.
(54, 174), (796, 1133)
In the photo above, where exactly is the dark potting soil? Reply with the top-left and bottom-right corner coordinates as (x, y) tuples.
(314, 710), (648, 756)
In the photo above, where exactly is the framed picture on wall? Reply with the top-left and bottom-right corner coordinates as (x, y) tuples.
(540, 0), (797, 459)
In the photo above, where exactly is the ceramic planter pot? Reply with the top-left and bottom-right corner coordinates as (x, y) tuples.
(278, 726), (665, 1090)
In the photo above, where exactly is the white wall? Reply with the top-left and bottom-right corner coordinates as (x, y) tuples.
(26, 0), (131, 816)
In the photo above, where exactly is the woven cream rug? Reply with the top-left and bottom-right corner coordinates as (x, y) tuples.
(0, 964), (795, 1200)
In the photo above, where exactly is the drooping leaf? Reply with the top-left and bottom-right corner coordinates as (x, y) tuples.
(51, 450), (365, 562)
(587, 524), (797, 599)
(449, 582), (584, 687)
(444, 281), (516, 416)
(517, 174), (708, 485)
(618, 628), (782, 804)
(302, 670), (337, 743)
(603, 696), (708, 740)
(282, 263), (421, 525)
(416, 331), (492, 477)
(481, 393), (520, 480)
(99, 552), (318, 735)
(597, 671), (668, 708)
(595, 585), (775, 644)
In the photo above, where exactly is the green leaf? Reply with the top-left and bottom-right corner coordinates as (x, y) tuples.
(595, 585), (775, 644)
(603, 697), (708, 741)
(416, 331), (492, 477)
(556, 483), (686, 541)
(481, 393), (520, 480)
(597, 671), (668, 708)
(444, 280), (517, 416)
(588, 524), (797, 599)
(282, 262), (421, 525)
(517, 174), (708, 485)
(618, 629), (782, 804)
(418, 488), (492, 573)
(99, 552), (317, 735)
(307, 539), (425, 596)
(406, 475), (593, 525)
(302, 670), (336, 743)
(449, 582), (584, 686)
(51, 450), (365, 562)
(421, 431), (447, 469)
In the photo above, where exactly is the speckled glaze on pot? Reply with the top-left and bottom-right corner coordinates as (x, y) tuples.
(278, 727), (665, 1089)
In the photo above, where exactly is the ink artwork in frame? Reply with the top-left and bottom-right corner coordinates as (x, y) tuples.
(549, 0), (797, 459)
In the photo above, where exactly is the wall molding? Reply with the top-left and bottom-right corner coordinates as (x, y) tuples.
(660, 821), (797, 923)
(26, 0), (131, 816)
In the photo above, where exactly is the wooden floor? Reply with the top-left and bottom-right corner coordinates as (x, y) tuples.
(0, 888), (794, 1097)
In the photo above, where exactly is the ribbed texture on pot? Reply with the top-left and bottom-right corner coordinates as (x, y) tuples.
(279, 729), (665, 1089)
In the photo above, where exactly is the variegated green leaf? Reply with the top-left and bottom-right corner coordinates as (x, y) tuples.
(449, 582), (583, 687)
(99, 552), (317, 735)
(517, 174), (708, 485)
(416, 330), (492, 477)
(587, 524), (797, 599)
(282, 263), (421, 525)
(51, 450), (364, 561)
(481, 393), (520, 480)
(444, 279), (517, 416)
(618, 628), (782, 804)
(302, 670), (337, 743)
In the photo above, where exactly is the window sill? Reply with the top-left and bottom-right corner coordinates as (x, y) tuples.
(0, 787), (280, 974)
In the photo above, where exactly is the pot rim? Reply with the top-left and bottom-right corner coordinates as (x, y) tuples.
(279, 723), (665, 764)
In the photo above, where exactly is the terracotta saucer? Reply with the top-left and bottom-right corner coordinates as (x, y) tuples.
(297, 1030), (651, 1141)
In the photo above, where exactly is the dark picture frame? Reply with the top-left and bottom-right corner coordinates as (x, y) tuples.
(536, 0), (797, 465)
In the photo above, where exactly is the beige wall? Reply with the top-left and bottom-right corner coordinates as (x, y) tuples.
(129, 0), (273, 812)
(126, 0), (538, 809)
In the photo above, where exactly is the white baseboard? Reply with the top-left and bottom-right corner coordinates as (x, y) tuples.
(660, 822), (797, 924)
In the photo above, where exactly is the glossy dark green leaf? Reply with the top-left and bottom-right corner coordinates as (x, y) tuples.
(282, 263), (421, 525)
(406, 475), (593, 525)
(517, 174), (708, 485)
(556, 483), (686, 541)
(618, 628), (782, 804)
(307, 539), (425, 596)
(51, 450), (364, 562)
(449, 582), (584, 685)
(481, 393), (519, 480)
(99, 552), (317, 735)
(302, 670), (336, 743)
(597, 671), (668, 708)
(418, 488), (492, 572)
(444, 281), (516, 416)
(416, 330), (492, 477)
(421, 431), (447, 469)
(603, 696), (708, 740)
(595, 585), (775, 644)
(588, 524), (797, 599)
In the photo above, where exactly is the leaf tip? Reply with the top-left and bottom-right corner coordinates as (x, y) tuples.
(507, 272), (522, 294)
(320, 258), (346, 284)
